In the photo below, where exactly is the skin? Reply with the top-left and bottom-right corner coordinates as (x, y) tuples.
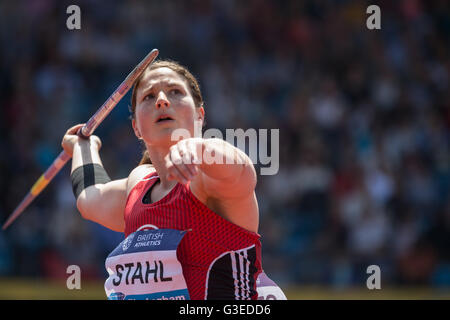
(62, 67), (259, 234)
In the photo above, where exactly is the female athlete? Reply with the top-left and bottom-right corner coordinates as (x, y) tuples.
(62, 60), (286, 300)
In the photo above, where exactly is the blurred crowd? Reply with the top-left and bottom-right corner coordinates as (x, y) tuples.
(0, 0), (449, 290)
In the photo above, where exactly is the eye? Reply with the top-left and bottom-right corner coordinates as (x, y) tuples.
(170, 88), (182, 95)
(143, 92), (155, 101)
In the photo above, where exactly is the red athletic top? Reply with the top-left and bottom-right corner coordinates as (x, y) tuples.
(124, 171), (263, 300)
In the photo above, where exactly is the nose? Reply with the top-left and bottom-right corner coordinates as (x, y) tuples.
(155, 91), (170, 109)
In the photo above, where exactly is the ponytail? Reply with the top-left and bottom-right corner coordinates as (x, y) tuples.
(139, 150), (152, 165)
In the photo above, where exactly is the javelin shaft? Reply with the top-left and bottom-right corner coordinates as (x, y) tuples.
(2, 49), (159, 230)
(2, 150), (71, 230)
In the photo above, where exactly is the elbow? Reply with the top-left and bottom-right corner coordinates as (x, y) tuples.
(247, 162), (257, 190)
(242, 150), (257, 185)
(76, 195), (92, 221)
(233, 149), (257, 192)
(240, 161), (257, 194)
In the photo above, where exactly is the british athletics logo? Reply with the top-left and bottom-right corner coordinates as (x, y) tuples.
(104, 229), (190, 300)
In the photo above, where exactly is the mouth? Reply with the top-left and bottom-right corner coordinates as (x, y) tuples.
(156, 116), (174, 123)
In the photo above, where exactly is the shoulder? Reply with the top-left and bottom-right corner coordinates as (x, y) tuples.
(126, 164), (156, 195)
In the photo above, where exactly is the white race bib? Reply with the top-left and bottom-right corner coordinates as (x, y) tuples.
(104, 229), (189, 300)
(257, 272), (287, 300)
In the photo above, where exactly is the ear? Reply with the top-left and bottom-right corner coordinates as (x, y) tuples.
(132, 118), (142, 139)
(196, 106), (205, 123)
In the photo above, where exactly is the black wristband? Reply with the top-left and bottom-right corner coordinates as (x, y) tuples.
(71, 163), (111, 199)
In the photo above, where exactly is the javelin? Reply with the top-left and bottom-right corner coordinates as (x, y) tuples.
(2, 49), (159, 230)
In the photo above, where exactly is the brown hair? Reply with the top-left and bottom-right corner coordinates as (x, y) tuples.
(130, 60), (205, 165)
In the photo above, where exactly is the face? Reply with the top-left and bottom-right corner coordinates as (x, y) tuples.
(132, 67), (204, 146)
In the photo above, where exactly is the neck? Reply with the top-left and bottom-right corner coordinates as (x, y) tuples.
(146, 144), (178, 189)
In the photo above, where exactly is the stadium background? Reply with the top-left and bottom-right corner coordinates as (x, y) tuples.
(0, 0), (449, 299)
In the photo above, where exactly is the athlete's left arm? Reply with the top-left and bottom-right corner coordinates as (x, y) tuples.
(164, 138), (257, 199)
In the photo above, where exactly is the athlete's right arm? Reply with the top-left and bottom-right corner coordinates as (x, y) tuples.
(62, 124), (127, 232)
